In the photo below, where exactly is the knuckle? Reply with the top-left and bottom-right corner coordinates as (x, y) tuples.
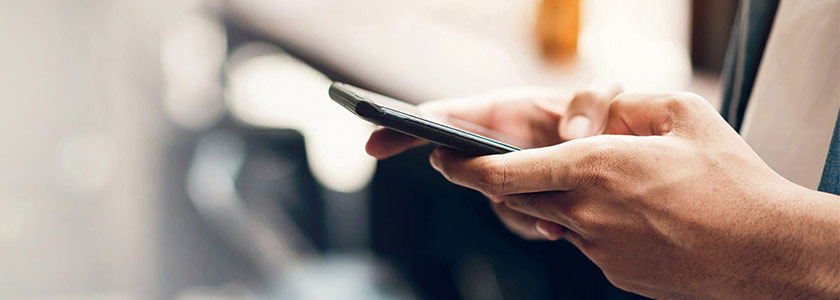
(571, 90), (596, 106)
(493, 204), (543, 240)
(574, 90), (595, 99)
(565, 206), (605, 234)
(574, 138), (643, 192)
(474, 157), (508, 195)
(662, 92), (703, 115)
(662, 96), (687, 117)
(503, 194), (535, 211)
(576, 141), (620, 189)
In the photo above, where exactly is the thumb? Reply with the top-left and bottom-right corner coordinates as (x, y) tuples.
(602, 92), (715, 137)
(559, 86), (621, 140)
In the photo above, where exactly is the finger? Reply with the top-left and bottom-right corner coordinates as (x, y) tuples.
(365, 127), (428, 159)
(429, 134), (644, 195)
(491, 193), (567, 240)
(559, 85), (621, 140)
(534, 219), (565, 241)
(492, 203), (560, 240)
(429, 144), (581, 195)
(422, 87), (564, 128)
(560, 227), (585, 248)
(501, 191), (579, 231)
(365, 88), (566, 159)
(423, 90), (567, 149)
(603, 92), (713, 136)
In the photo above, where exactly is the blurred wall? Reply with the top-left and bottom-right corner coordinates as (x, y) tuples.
(0, 1), (198, 298)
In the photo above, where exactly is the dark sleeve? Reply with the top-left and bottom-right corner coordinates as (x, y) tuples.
(719, 0), (780, 132)
(819, 108), (840, 194)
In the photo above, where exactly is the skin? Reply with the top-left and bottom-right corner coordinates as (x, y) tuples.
(366, 89), (840, 299)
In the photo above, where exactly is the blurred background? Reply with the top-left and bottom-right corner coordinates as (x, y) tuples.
(0, 0), (736, 299)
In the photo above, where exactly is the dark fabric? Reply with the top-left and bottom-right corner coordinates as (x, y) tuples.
(818, 107), (840, 194)
(719, 0), (780, 131)
(371, 146), (647, 300)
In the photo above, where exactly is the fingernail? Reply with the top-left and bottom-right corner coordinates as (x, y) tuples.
(564, 115), (592, 140)
(535, 223), (551, 237)
(535, 220), (559, 240)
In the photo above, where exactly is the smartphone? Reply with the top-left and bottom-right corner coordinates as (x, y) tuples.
(329, 82), (520, 156)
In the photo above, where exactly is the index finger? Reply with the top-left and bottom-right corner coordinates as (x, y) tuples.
(429, 134), (647, 196)
(429, 142), (584, 195)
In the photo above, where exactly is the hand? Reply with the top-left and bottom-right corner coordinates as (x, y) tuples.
(366, 86), (619, 240)
(429, 93), (840, 299)
(366, 86), (620, 158)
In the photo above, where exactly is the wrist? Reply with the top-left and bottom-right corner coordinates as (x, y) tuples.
(724, 183), (840, 299)
(790, 187), (840, 297)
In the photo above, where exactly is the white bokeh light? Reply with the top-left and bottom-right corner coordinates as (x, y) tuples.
(226, 43), (376, 193)
(579, 0), (692, 91)
(160, 11), (227, 130)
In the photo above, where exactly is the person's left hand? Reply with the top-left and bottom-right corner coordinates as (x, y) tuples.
(429, 92), (840, 299)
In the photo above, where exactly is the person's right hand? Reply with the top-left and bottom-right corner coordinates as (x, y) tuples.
(365, 86), (620, 239)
